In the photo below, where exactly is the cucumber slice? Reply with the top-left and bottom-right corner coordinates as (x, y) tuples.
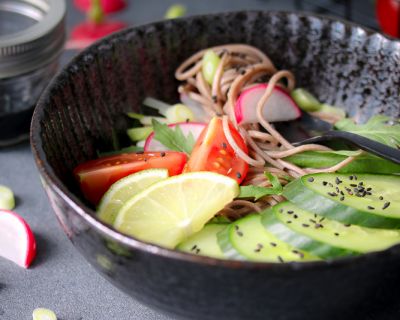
(0, 185), (15, 210)
(127, 126), (153, 142)
(283, 173), (400, 229)
(262, 202), (400, 259)
(218, 214), (318, 262)
(177, 224), (227, 259)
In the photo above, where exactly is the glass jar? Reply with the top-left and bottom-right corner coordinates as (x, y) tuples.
(0, 0), (66, 147)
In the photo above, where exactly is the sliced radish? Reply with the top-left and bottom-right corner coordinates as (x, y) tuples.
(74, 0), (126, 13)
(144, 122), (206, 151)
(0, 209), (36, 268)
(180, 93), (211, 122)
(235, 83), (301, 124)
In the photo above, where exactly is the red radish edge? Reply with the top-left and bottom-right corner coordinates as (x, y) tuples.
(144, 122), (206, 151)
(235, 83), (301, 124)
(0, 209), (36, 268)
(74, 0), (126, 13)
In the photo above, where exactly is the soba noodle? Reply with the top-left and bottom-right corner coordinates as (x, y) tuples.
(175, 44), (353, 219)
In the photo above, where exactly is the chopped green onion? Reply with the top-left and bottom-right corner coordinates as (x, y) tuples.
(140, 116), (168, 126)
(142, 97), (171, 116)
(291, 88), (321, 112)
(202, 50), (221, 85)
(126, 112), (144, 120)
(164, 4), (186, 19)
(319, 103), (346, 119)
(0, 185), (15, 210)
(32, 308), (57, 320)
(165, 104), (195, 123)
(127, 126), (154, 142)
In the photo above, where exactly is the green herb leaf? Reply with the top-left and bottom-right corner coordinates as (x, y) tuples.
(238, 173), (282, 200)
(335, 115), (400, 149)
(151, 119), (195, 155)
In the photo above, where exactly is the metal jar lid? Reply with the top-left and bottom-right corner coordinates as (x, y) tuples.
(0, 0), (66, 79)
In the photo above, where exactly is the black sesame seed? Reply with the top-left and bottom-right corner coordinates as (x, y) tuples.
(302, 224), (310, 228)
(308, 177), (315, 182)
(278, 256), (284, 263)
(350, 184), (357, 187)
(335, 177), (342, 185)
(319, 217), (325, 222)
(340, 191), (344, 195)
(354, 175), (358, 180)
(195, 248), (201, 254)
(294, 214), (298, 219)
(366, 187), (372, 191)
(322, 181), (328, 186)
(310, 219), (317, 223)
(349, 175), (354, 180)
(287, 210), (294, 214)
(344, 223), (351, 227)
(222, 142), (227, 149)
(237, 231), (244, 237)
(358, 182), (364, 186)
(382, 202), (391, 210)
(234, 225), (239, 230)
(379, 196), (384, 200)
(328, 183), (334, 187)
(314, 214), (317, 218)
(236, 172), (242, 179)
(328, 192), (338, 197)
(334, 233), (339, 236)
(340, 196), (345, 201)
(366, 192), (372, 196)
(191, 245), (197, 251)
(336, 187), (340, 193)
(286, 220), (292, 224)
(270, 242), (277, 247)
(160, 152), (166, 157)
(367, 206), (375, 210)
(315, 223), (323, 229)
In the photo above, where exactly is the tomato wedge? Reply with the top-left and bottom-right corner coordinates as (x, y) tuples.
(185, 117), (248, 183)
(74, 151), (187, 204)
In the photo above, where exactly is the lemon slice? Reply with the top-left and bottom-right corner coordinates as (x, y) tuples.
(114, 172), (239, 248)
(97, 169), (169, 224)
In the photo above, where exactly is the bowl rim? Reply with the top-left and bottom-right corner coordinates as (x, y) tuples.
(31, 9), (400, 270)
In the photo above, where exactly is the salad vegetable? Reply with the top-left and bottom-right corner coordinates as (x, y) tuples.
(0, 185), (15, 210)
(32, 308), (57, 320)
(73, 43), (400, 263)
(0, 209), (36, 268)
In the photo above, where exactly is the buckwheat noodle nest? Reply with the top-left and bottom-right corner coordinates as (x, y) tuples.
(175, 44), (356, 220)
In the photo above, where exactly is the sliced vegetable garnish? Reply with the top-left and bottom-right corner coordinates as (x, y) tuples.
(0, 209), (36, 268)
(235, 84), (301, 124)
(32, 308), (57, 320)
(284, 150), (400, 174)
(145, 121), (206, 152)
(219, 214), (318, 262)
(127, 126), (154, 142)
(263, 202), (400, 258)
(0, 185), (15, 210)
(238, 173), (282, 200)
(151, 119), (197, 154)
(114, 172), (239, 248)
(202, 49), (221, 85)
(185, 117), (249, 183)
(74, 151), (187, 204)
(283, 173), (400, 229)
(290, 88), (321, 112)
(97, 169), (169, 224)
(335, 115), (400, 149)
(177, 223), (227, 259)
(164, 4), (186, 19)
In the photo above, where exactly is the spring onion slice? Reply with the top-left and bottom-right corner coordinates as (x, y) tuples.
(0, 185), (15, 210)
(32, 308), (57, 320)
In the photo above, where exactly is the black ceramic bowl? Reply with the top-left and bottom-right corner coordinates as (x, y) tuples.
(31, 11), (400, 320)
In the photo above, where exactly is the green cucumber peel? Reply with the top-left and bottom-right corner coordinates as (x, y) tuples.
(284, 150), (400, 174)
(0, 185), (15, 210)
(283, 173), (400, 229)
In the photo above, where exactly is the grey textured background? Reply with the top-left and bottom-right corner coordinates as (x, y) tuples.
(0, 0), (377, 319)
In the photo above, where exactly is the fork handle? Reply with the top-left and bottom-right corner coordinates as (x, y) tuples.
(294, 131), (400, 165)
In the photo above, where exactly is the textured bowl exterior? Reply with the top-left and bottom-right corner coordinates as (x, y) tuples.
(31, 11), (400, 320)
